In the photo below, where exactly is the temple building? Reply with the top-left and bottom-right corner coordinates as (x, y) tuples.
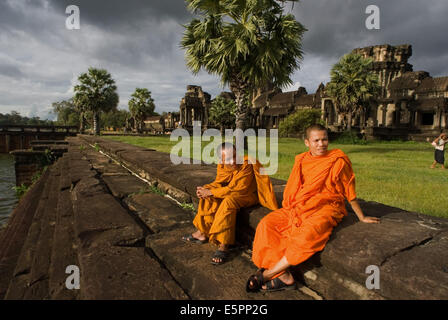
(251, 85), (324, 129)
(322, 44), (448, 139)
(178, 44), (447, 140)
(179, 85), (211, 130)
(252, 44), (448, 140)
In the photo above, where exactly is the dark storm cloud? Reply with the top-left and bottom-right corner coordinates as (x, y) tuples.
(1, 0), (447, 118)
(293, 0), (448, 77)
(48, 0), (191, 29)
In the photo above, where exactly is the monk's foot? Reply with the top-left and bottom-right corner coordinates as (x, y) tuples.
(246, 268), (265, 292)
(261, 271), (295, 290)
(191, 230), (207, 241)
(211, 249), (228, 265)
(181, 231), (207, 244)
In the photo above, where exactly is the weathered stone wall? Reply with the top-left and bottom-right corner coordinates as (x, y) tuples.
(77, 135), (448, 300)
(2, 135), (447, 300)
(0, 126), (76, 153)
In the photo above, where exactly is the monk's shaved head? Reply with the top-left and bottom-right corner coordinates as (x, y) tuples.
(217, 142), (236, 155)
(305, 124), (328, 140)
(217, 142), (237, 167)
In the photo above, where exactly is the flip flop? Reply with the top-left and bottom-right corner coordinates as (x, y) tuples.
(246, 268), (266, 292)
(211, 250), (229, 265)
(181, 234), (207, 244)
(261, 277), (297, 292)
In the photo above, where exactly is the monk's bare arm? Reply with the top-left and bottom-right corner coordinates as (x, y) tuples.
(350, 199), (380, 224)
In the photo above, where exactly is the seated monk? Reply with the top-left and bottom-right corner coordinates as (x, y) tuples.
(182, 142), (278, 265)
(246, 124), (380, 292)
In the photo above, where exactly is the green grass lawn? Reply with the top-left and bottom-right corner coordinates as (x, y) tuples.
(103, 135), (448, 218)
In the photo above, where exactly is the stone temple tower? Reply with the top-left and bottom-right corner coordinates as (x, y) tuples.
(351, 44), (413, 98)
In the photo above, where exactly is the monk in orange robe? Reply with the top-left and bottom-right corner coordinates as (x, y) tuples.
(182, 142), (278, 265)
(247, 124), (380, 291)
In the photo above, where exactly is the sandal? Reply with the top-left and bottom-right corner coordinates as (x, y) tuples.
(261, 277), (297, 292)
(181, 234), (207, 244)
(211, 250), (228, 265)
(246, 268), (265, 292)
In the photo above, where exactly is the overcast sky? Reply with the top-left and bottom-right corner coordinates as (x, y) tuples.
(1, 0), (447, 120)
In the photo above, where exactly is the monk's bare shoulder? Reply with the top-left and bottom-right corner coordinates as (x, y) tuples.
(328, 148), (348, 157)
(295, 152), (308, 162)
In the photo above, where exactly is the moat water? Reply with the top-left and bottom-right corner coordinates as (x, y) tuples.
(0, 154), (18, 228)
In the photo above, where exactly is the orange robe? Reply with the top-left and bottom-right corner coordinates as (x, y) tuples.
(193, 156), (278, 246)
(252, 149), (356, 269)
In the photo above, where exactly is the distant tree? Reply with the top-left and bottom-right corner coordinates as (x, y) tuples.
(279, 109), (323, 137)
(0, 111), (53, 126)
(208, 96), (236, 134)
(101, 109), (130, 131)
(326, 53), (380, 131)
(73, 68), (119, 135)
(128, 88), (156, 133)
(52, 99), (80, 126)
(6, 111), (22, 124)
(181, 0), (306, 131)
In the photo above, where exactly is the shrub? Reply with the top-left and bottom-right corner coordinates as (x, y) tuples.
(279, 109), (323, 137)
(332, 130), (367, 145)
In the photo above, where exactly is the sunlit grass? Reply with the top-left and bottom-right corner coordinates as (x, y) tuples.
(103, 135), (447, 218)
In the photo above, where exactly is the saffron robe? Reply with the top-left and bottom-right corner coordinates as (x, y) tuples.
(193, 156), (278, 245)
(252, 149), (356, 268)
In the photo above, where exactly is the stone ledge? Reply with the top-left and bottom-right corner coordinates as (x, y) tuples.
(77, 135), (448, 299)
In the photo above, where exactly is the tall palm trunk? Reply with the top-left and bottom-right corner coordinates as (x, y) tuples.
(230, 75), (251, 151)
(230, 75), (250, 131)
(93, 111), (100, 135)
(347, 109), (353, 131)
(79, 112), (85, 134)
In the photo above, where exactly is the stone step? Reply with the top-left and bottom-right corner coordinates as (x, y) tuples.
(22, 163), (60, 299)
(124, 192), (317, 300)
(30, 140), (68, 145)
(65, 139), (187, 299)
(78, 245), (188, 299)
(77, 135), (448, 300)
(147, 226), (313, 300)
(4, 166), (55, 299)
(124, 193), (194, 233)
(48, 156), (79, 299)
(0, 168), (50, 299)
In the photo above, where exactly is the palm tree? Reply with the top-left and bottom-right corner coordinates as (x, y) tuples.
(209, 95), (237, 134)
(73, 68), (119, 135)
(326, 53), (380, 131)
(128, 88), (156, 133)
(180, 0), (306, 131)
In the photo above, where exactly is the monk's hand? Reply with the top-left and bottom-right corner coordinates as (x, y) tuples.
(359, 216), (380, 224)
(197, 187), (212, 198)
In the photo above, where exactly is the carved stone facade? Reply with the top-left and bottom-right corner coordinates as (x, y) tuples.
(322, 44), (448, 139)
(251, 85), (323, 129)
(178, 44), (447, 140)
(179, 85), (211, 130)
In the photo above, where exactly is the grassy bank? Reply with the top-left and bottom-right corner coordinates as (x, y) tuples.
(103, 135), (448, 218)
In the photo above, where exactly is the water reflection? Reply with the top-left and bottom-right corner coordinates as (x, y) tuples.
(0, 154), (18, 228)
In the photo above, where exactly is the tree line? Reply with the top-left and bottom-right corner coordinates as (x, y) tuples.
(0, 111), (53, 126)
(52, 67), (160, 135)
(6, 0), (380, 137)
